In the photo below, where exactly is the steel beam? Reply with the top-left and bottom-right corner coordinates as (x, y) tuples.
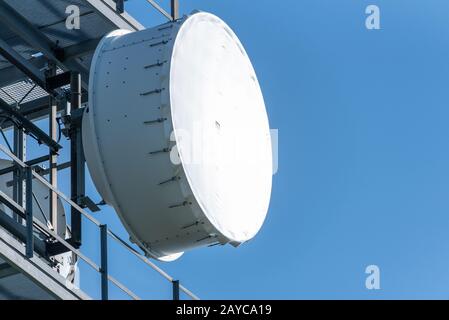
(0, 38), (98, 89)
(0, 0), (143, 89)
(0, 263), (19, 279)
(0, 1), (60, 62)
(25, 167), (34, 258)
(85, 0), (143, 31)
(0, 227), (89, 300)
(0, 155), (50, 177)
(146, 0), (172, 21)
(47, 64), (58, 235)
(12, 123), (25, 224)
(0, 97), (61, 131)
(34, 161), (71, 177)
(0, 208), (46, 257)
(0, 93), (87, 131)
(63, 37), (102, 61)
(100, 224), (108, 300)
(18, 96), (61, 118)
(115, 0), (125, 14)
(63, 59), (89, 89)
(5, 161), (71, 188)
(172, 280), (180, 300)
(0, 38), (47, 90)
(70, 72), (84, 247)
(0, 56), (47, 88)
(0, 99), (62, 153)
(0, 0), (89, 90)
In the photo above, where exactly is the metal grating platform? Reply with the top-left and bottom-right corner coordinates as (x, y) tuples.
(0, 0), (144, 123)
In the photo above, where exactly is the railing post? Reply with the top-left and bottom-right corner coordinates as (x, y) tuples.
(47, 62), (59, 237)
(172, 280), (180, 300)
(100, 224), (108, 300)
(115, 0), (124, 13)
(171, 0), (179, 20)
(13, 126), (25, 224)
(70, 71), (84, 247)
(25, 166), (33, 258)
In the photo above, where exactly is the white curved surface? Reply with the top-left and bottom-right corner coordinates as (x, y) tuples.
(83, 12), (272, 260)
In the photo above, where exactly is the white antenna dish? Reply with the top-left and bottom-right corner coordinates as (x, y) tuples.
(83, 11), (272, 261)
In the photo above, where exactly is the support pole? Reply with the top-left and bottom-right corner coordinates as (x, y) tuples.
(115, 0), (124, 13)
(0, 99), (62, 153)
(25, 166), (33, 258)
(171, 0), (179, 20)
(47, 63), (58, 234)
(70, 72), (84, 247)
(100, 224), (109, 300)
(172, 280), (180, 300)
(13, 122), (25, 223)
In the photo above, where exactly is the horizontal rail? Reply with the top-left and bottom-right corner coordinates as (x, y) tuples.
(108, 229), (198, 299)
(107, 229), (172, 282)
(145, 0), (173, 20)
(108, 274), (141, 300)
(44, 222), (100, 273)
(0, 143), (199, 300)
(0, 144), (101, 227)
(0, 183), (100, 273)
(179, 284), (200, 301)
(31, 171), (101, 226)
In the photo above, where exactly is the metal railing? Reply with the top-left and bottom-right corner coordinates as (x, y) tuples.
(113, 0), (179, 21)
(0, 143), (199, 300)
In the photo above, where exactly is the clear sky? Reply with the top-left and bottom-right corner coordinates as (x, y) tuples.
(19, 0), (449, 299)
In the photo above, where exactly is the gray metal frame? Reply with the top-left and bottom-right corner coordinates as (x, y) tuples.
(0, 0), (195, 300)
(0, 226), (89, 300)
(0, 139), (199, 300)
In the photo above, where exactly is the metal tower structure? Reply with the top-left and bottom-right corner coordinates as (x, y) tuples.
(0, 0), (196, 300)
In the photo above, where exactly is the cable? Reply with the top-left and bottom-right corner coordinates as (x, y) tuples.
(56, 117), (62, 143)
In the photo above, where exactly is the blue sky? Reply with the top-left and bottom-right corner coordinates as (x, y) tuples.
(120, 0), (449, 299)
(15, 0), (449, 299)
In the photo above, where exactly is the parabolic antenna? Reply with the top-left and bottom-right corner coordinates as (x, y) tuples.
(83, 11), (272, 261)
